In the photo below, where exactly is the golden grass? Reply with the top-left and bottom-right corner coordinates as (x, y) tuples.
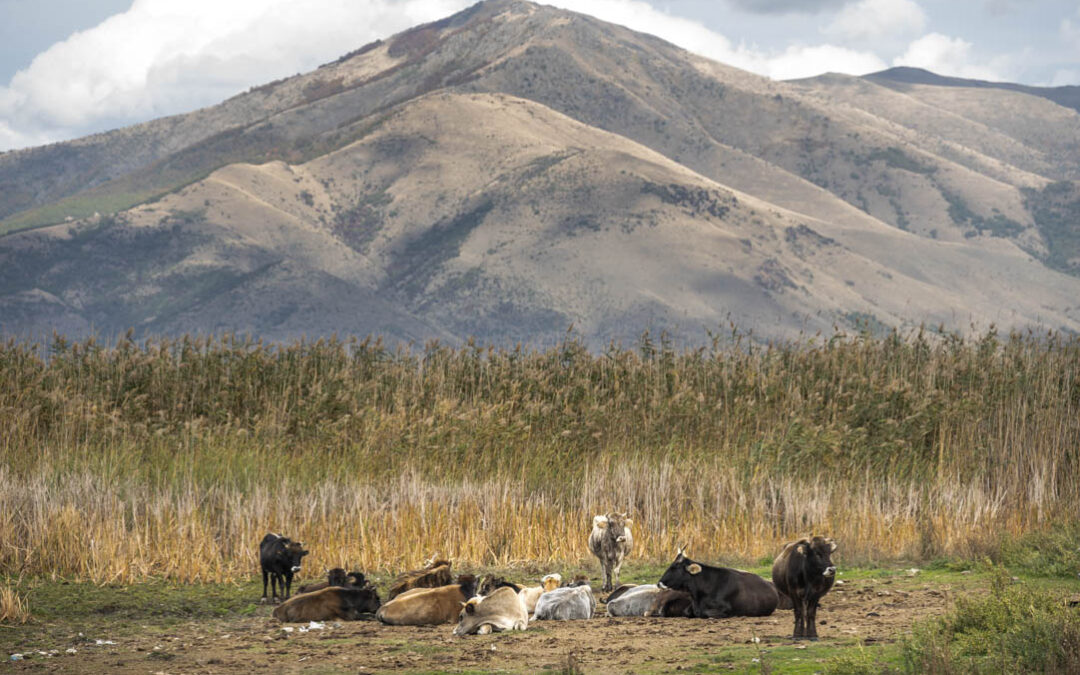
(0, 328), (1077, 582)
(0, 585), (31, 624)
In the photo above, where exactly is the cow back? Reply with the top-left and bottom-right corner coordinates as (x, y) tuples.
(376, 584), (466, 625)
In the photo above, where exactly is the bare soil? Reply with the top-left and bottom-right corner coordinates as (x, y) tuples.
(5, 575), (950, 674)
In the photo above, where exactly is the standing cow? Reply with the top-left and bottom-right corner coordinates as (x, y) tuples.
(772, 536), (837, 640)
(589, 512), (633, 592)
(259, 533), (309, 603)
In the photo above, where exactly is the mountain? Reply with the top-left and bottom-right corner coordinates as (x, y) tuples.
(2, 0), (1079, 345)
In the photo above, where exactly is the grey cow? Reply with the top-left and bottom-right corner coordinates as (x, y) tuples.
(605, 584), (660, 617)
(532, 585), (596, 621)
(588, 512), (633, 592)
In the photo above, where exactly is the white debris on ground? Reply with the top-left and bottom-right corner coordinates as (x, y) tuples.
(906, 568), (921, 576)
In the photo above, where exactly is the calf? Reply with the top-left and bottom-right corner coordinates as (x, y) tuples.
(772, 536), (837, 640)
(658, 550), (778, 618)
(298, 568), (349, 595)
(272, 585), (381, 622)
(259, 533), (309, 603)
(605, 584), (661, 617)
(588, 512), (633, 592)
(518, 573), (562, 614)
(532, 585), (596, 621)
(376, 575), (478, 625)
(645, 588), (694, 618)
(453, 586), (529, 636)
(387, 559), (453, 600)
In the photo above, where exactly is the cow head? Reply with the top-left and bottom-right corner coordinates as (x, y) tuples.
(542, 573), (563, 592)
(282, 539), (309, 573)
(457, 574), (478, 600)
(453, 598), (486, 636)
(658, 548), (702, 591)
(797, 536), (838, 579)
(595, 512), (632, 543)
(327, 568), (348, 587)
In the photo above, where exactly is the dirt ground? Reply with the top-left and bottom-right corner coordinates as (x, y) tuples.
(4, 574), (952, 674)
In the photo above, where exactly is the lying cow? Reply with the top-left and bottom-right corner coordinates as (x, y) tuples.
(297, 568), (348, 595)
(387, 559), (453, 600)
(299, 569), (372, 595)
(605, 584), (660, 617)
(533, 585), (596, 621)
(452, 586), (529, 636)
(376, 575), (478, 625)
(772, 536), (837, 640)
(589, 513), (633, 592)
(645, 588), (694, 618)
(259, 533), (309, 603)
(272, 585), (381, 622)
(658, 550), (778, 618)
(518, 573), (562, 614)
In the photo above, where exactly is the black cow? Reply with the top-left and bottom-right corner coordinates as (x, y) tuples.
(298, 567), (349, 595)
(657, 550), (779, 618)
(772, 536), (837, 640)
(259, 533), (309, 603)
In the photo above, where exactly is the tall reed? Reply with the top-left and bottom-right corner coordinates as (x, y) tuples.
(1, 328), (1077, 582)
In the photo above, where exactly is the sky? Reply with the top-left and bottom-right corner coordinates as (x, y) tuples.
(0, 0), (1077, 152)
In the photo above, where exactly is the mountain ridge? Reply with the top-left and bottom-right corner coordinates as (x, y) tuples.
(1, 0), (1079, 345)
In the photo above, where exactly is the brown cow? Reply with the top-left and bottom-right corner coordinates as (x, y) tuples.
(376, 575), (478, 625)
(272, 585), (381, 622)
(518, 573), (562, 614)
(645, 588), (694, 617)
(772, 536), (837, 640)
(387, 559), (453, 600)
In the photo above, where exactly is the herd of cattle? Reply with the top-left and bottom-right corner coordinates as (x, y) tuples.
(259, 512), (838, 640)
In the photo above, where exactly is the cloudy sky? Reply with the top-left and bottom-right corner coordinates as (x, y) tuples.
(1, 0), (1077, 152)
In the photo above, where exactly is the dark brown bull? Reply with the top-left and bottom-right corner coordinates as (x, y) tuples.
(772, 536), (837, 640)
(387, 558), (453, 600)
(272, 585), (381, 622)
(657, 549), (779, 618)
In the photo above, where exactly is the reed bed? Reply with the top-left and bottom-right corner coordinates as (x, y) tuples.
(0, 328), (1077, 582)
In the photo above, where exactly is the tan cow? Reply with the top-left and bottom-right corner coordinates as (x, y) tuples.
(376, 575), (478, 625)
(518, 573), (562, 614)
(452, 586), (529, 636)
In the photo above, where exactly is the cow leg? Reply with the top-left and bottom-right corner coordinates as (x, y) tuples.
(807, 599), (820, 640)
(792, 599), (806, 639)
(611, 559), (623, 590)
(272, 573), (281, 603)
(603, 565), (613, 593)
(284, 571), (293, 600)
(261, 570), (269, 603)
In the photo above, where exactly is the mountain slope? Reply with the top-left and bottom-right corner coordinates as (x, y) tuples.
(1, 0), (1079, 344)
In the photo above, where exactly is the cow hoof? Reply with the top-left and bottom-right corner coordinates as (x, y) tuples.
(259, 597), (268, 604)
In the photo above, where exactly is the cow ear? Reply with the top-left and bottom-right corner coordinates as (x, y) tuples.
(593, 515), (609, 529)
(465, 603), (476, 614)
(827, 538), (837, 552)
(687, 563), (702, 575)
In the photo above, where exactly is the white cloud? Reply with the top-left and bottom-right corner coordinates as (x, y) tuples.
(823, 0), (926, 43)
(1048, 68), (1080, 87)
(893, 33), (1010, 81)
(0, 0), (908, 151)
(1063, 8), (1080, 52)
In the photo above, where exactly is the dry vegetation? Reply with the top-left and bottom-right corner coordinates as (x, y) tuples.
(1, 328), (1078, 583)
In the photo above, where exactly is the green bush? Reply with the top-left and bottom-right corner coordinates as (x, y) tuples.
(903, 570), (1080, 674)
